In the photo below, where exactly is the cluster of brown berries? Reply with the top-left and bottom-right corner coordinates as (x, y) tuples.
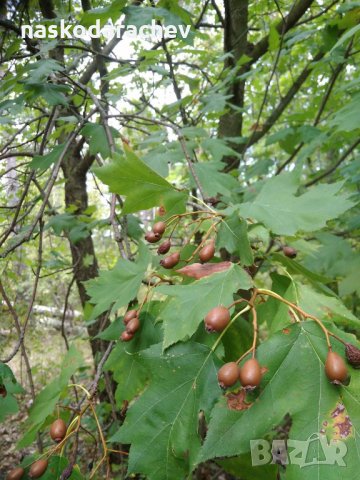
(203, 306), (263, 390)
(145, 221), (167, 244)
(144, 221), (180, 269)
(145, 216), (217, 270)
(121, 309), (140, 342)
(6, 419), (67, 479)
(218, 358), (262, 390)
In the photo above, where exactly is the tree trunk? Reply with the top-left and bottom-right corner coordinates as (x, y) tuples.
(61, 149), (106, 362)
(219, 0), (249, 167)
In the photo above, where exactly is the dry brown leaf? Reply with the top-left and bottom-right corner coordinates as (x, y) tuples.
(176, 261), (232, 279)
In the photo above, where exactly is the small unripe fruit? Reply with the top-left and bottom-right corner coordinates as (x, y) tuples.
(345, 343), (360, 368)
(50, 418), (67, 443)
(282, 246), (297, 258)
(160, 252), (180, 269)
(239, 358), (262, 389)
(126, 316), (140, 334)
(199, 240), (215, 263)
(145, 231), (161, 244)
(325, 350), (348, 384)
(6, 467), (24, 480)
(123, 309), (138, 325)
(217, 362), (239, 389)
(157, 239), (171, 255)
(29, 459), (48, 479)
(204, 306), (230, 332)
(121, 331), (134, 342)
(153, 221), (166, 235)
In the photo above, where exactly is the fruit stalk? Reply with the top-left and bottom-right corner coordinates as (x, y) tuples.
(255, 288), (331, 348)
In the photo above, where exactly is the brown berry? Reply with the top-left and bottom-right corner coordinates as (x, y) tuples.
(145, 231), (161, 243)
(6, 467), (24, 480)
(239, 358), (262, 390)
(204, 306), (230, 332)
(158, 206), (166, 216)
(29, 459), (48, 479)
(123, 309), (138, 325)
(0, 384), (7, 398)
(153, 221), (166, 235)
(50, 418), (67, 443)
(121, 331), (134, 342)
(217, 362), (239, 389)
(205, 196), (220, 206)
(199, 239), (215, 263)
(325, 350), (348, 384)
(282, 246), (297, 258)
(345, 343), (360, 368)
(160, 251), (180, 269)
(126, 316), (140, 334)
(157, 239), (171, 255)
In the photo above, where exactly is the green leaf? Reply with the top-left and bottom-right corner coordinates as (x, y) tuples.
(123, 5), (194, 44)
(239, 173), (354, 235)
(110, 342), (222, 480)
(297, 283), (360, 329)
(157, 264), (252, 349)
(24, 59), (64, 83)
(328, 93), (360, 132)
(0, 363), (24, 422)
(18, 346), (83, 448)
(126, 214), (145, 240)
(104, 308), (163, 404)
(192, 162), (239, 197)
(81, 122), (119, 158)
(94, 146), (187, 214)
(85, 243), (150, 319)
(331, 23), (360, 51)
(272, 252), (332, 286)
(46, 213), (90, 244)
(269, 24), (280, 51)
(80, 0), (126, 27)
(30, 143), (66, 170)
(157, 0), (193, 25)
(24, 83), (70, 106)
(200, 92), (231, 113)
(201, 137), (241, 162)
(216, 212), (254, 266)
(257, 273), (297, 333)
(199, 322), (360, 480)
(218, 454), (277, 480)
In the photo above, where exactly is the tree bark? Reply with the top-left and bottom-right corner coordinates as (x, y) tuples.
(218, 0), (249, 148)
(61, 149), (106, 361)
(219, 0), (316, 169)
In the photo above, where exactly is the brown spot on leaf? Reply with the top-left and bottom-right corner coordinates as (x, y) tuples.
(282, 328), (290, 335)
(176, 261), (232, 279)
(323, 403), (353, 440)
(226, 389), (253, 411)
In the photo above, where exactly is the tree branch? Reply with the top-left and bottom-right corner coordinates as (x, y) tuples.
(249, 0), (316, 65)
(305, 139), (360, 187)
